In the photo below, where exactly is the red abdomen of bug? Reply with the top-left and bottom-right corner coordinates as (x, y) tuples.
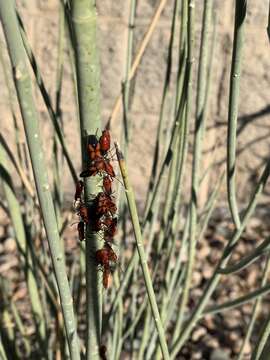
(99, 130), (111, 154)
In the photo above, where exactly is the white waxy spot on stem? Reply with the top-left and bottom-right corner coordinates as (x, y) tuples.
(43, 183), (50, 191)
(15, 63), (24, 79)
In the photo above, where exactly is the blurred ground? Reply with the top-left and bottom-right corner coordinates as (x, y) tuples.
(1, 203), (270, 359)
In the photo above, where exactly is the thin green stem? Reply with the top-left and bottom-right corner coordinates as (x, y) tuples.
(122, 297), (147, 342)
(267, 0), (270, 42)
(121, 0), (137, 151)
(0, 334), (8, 360)
(227, 0), (247, 229)
(18, 13), (78, 185)
(138, 305), (151, 360)
(218, 236), (270, 275)
(10, 300), (31, 356)
(251, 309), (270, 359)
(203, 283), (270, 316)
(173, 0), (197, 336)
(237, 253), (270, 360)
(0, 2), (80, 358)
(144, 0), (181, 216)
(116, 144), (170, 360)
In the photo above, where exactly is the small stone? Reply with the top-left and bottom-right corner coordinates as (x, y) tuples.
(192, 327), (207, 342)
(4, 237), (17, 252)
(193, 271), (202, 285)
(241, 341), (251, 355)
(206, 337), (219, 349)
(247, 217), (261, 229)
(202, 265), (213, 279)
(247, 270), (257, 286)
(0, 225), (5, 238)
(210, 348), (230, 360)
(204, 315), (215, 330)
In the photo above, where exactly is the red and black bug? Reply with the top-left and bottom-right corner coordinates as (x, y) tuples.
(80, 158), (115, 179)
(87, 142), (102, 162)
(103, 216), (117, 241)
(99, 129), (111, 155)
(78, 205), (89, 224)
(99, 345), (107, 360)
(95, 244), (117, 289)
(77, 221), (85, 241)
(103, 175), (112, 195)
(74, 180), (84, 201)
(102, 266), (110, 289)
(94, 192), (117, 217)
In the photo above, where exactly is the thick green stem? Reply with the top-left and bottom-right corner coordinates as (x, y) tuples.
(70, 1), (102, 359)
(0, 2), (80, 359)
(227, 0), (247, 229)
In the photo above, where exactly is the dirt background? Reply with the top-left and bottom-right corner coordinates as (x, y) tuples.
(0, 0), (269, 208)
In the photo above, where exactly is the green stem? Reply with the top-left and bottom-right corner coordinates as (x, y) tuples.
(70, 1), (102, 359)
(173, 0), (197, 336)
(251, 307), (270, 359)
(227, 0), (247, 229)
(138, 305), (152, 360)
(116, 144), (170, 360)
(0, 334), (8, 360)
(203, 283), (270, 316)
(268, 0), (270, 42)
(10, 300), (31, 356)
(121, 0), (137, 151)
(237, 254), (270, 360)
(218, 236), (270, 275)
(144, 0), (181, 215)
(18, 13), (78, 185)
(0, 2), (80, 358)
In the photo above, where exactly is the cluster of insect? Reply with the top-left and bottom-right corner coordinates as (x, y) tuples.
(74, 129), (118, 289)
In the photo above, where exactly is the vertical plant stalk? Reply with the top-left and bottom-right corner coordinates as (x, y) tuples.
(251, 311), (270, 360)
(144, 0), (181, 215)
(172, 0), (196, 338)
(0, 2), (81, 359)
(267, 0), (270, 42)
(121, 0), (137, 150)
(168, 0), (188, 242)
(227, 0), (247, 229)
(0, 145), (46, 346)
(0, 43), (35, 200)
(70, 1), (102, 359)
(18, 15), (78, 185)
(0, 334), (8, 360)
(115, 143), (170, 360)
(52, 3), (66, 265)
